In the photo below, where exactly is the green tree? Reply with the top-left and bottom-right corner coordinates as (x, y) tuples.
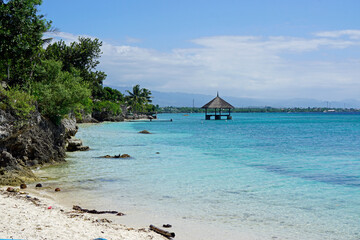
(32, 60), (91, 123)
(0, 0), (51, 86)
(126, 84), (153, 113)
(93, 100), (121, 115)
(0, 85), (36, 119)
(44, 37), (106, 97)
(101, 87), (124, 102)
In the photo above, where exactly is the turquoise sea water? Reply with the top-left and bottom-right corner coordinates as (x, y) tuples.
(42, 113), (360, 239)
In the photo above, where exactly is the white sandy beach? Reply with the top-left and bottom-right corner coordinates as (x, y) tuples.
(0, 187), (166, 240)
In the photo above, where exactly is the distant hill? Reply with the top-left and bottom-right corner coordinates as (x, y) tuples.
(107, 85), (360, 108)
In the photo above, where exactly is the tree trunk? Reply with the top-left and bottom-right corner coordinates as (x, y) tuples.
(6, 60), (10, 83)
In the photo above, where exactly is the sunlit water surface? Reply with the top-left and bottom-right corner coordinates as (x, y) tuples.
(40, 113), (360, 240)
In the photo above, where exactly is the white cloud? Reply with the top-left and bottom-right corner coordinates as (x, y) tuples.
(44, 30), (360, 101)
(315, 30), (360, 39)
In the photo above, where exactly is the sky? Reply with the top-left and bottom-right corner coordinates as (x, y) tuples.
(40, 0), (360, 101)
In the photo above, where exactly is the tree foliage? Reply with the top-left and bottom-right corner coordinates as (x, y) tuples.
(44, 37), (107, 97)
(0, 85), (36, 119)
(126, 84), (153, 113)
(101, 87), (124, 102)
(93, 100), (121, 115)
(32, 60), (91, 123)
(0, 0), (51, 86)
(0, 0), (156, 123)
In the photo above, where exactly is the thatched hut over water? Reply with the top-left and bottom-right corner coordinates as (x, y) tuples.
(201, 93), (234, 120)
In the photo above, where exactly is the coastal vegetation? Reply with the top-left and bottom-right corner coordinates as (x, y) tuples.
(0, 0), (154, 124)
(0, 0), (155, 185)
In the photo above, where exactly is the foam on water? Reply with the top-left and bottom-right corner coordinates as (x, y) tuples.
(40, 113), (360, 240)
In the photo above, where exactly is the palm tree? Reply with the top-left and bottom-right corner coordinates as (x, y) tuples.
(126, 84), (152, 113)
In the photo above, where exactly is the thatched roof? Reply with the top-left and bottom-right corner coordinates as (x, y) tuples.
(202, 93), (235, 109)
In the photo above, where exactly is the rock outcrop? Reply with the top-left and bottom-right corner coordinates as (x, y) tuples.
(92, 111), (124, 122)
(66, 138), (89, 152)
(0, 109), (76, 185)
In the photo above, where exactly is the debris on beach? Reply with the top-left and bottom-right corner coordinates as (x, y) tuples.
(0, 189), (165, 240)
(73, 205), (125, 216)
(36, 183), (42, 188)
(139, 130), (151, 134)
(20, 183), (27, 189)
(163, 224), (172, 228)
(100, 154), (131, 158)
(55, 188), (61, 192)
(149, 225), (175, 238)
(94, 218), (112, 223)
(6, 187), (19, 192)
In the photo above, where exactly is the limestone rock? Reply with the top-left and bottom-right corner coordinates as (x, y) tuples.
(92, 111), (124, 122)
(0, 107), (66, 185)
(66, 138), (89, 152)
(61, 116), (78, 139)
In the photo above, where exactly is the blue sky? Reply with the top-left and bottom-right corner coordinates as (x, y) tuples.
(40, 0), (360, 101)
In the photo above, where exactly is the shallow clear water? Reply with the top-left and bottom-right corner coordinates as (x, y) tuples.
(41, 113), (360, 239)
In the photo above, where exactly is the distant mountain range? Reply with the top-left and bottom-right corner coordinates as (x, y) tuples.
(108, 86), (360, 108)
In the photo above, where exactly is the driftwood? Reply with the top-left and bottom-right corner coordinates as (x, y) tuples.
(73, 205), (124, 215)
(149, 225), (175, 238)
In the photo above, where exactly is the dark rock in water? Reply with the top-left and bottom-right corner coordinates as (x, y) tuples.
(77, 145), (90, 151)
(20, 183), (27, 189)
(100, 154), (131, 158)
(55, 188), (61, 192)
(36, 183), (42, 188)
(139, 130), (151, 134)
(66, 138), (89, 152)
(163, 224), (172, 228)
(156, 152), (160, 154)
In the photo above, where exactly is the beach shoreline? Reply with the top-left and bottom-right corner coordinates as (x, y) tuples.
(0, 183), (256, 240)
(0, 186), (167, 240)
(9, 180), (256, 240)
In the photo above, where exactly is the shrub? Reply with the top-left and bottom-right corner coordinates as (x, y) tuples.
(0, 86), (36, 119)
(32, 60), (91, 124)
(93, 100), (121, 115)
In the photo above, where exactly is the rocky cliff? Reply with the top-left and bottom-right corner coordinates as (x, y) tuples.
(0, 109), (78, 185)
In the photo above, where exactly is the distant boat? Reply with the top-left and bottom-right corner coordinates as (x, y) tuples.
(323, 109), (336, 113)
